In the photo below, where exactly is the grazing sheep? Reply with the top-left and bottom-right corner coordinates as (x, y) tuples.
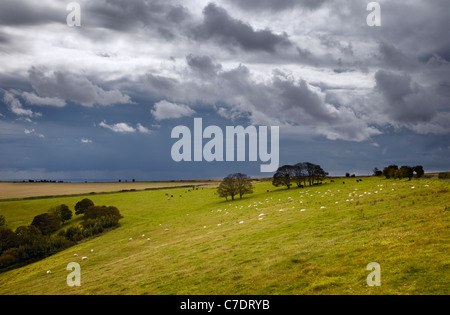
(82, 257), (88, 261)
(47, 270), (51, 274)
(147, 238), (151, 241)
(74, 254), (78, 257)
(129, 238), (133, 241)
(91, 249), (94, 253)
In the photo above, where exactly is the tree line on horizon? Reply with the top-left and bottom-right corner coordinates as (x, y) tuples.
(373, 165), (425, 181)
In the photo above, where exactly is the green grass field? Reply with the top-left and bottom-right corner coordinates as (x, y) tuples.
(0, 177), (449, 295)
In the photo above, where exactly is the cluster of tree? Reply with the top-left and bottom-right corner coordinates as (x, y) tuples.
(0, 198), (123, 271)
(217, 173), (254, 201)
(378, 165), (424, 180)
(0, 225), (74, 271)
(272, 163), (328, 189)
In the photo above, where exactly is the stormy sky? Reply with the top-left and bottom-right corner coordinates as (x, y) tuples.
(0, 0), (449, 181)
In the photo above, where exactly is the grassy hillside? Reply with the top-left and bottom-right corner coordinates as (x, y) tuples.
(0, 177), (449, 295)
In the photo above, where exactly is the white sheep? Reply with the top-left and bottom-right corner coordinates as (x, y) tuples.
(46, 270), (51, 274)
(82, 257), (88, 261)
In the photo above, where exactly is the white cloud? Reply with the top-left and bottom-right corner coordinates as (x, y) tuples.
(99, 122), (151, 134)
(24, 128), (44, 138)
(151, 100), (195, 121)
(3, 91), (34, 117)
(81, 138), (93, 144)
(99, 121), (136, 133)
(136, 123), (152, 134)
(22, 91), (66, 107)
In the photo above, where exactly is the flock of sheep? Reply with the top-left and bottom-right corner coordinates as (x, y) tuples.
(46, 181), (427, 275)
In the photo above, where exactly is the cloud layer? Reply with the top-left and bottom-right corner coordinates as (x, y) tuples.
(0, 0), (449, 179)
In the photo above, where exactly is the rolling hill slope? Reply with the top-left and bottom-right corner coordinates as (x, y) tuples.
(0, 177), (449, 295)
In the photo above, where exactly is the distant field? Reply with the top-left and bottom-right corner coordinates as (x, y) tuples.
(0, 180), (218, 200)
(0, 177), (449, 295)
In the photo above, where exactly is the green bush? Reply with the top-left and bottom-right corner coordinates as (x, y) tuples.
(0, 228), (20, 255)
(438, 172), (450, 179)
(64, 226), (83, 242)
(82, 206), (123, 227)
(31, 213), (60, 235)
(0, 252), (16, 268)
(49, 204), (73, 225)
(75, 198), (95, 215)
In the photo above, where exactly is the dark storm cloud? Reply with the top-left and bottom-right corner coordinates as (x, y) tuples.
(186, 54), (222, 79)
(81, 0), (191, 40)
(0, 0), (63, 26)
(376, 42), (418, 71)
(193, 3), (292, 53)
(0, 32), (11, 44)
(375, 70), (439, 123)
(143, 73), (179, 99)
(137, 57), (380, 142)
(318, 36), (354, 57)
(28, 68), (131, 107)
(379, 0), (450, 58)
(225, 0), (330, 12)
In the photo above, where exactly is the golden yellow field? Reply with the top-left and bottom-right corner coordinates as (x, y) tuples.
(0, 181), (218, 200)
